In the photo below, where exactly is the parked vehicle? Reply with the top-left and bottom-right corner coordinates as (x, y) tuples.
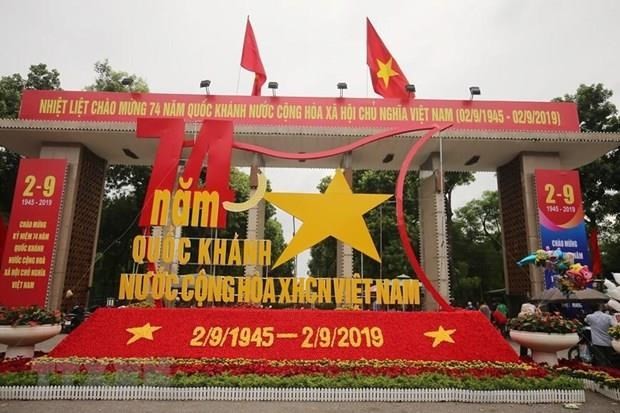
(61, 305), (87, 334)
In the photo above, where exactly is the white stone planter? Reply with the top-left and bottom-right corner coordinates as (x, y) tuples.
(612, 339), (620, 353)
(0, 324), (61, 359)
(509, 330), (579, 366)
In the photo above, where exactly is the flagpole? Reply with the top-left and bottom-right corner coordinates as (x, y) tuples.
(236, 67), (242, 95)
(236, 16), (248, 95)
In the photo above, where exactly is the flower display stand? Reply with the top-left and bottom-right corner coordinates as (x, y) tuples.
(0, 324), (61, 359)
(510, 330), (579, 366)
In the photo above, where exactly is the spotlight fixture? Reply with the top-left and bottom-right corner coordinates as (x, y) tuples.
(469, 86), (481, 100)
(405, 84), (416, 98)
(200, 79), (211, 95)
(268, 81), (279, 96)
(382, 153), (394, 163)
(337, 82), (348, 98)
(464, 155), (480, 166)
(122, 148), (139, 160)
(121, 77), (134, 91)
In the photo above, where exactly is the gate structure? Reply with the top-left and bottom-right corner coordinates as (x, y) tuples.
(1, 90), (619, 311)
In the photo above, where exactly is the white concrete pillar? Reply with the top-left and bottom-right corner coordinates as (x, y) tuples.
(418, 153), (450, 310)
(245, 156), (266, 276)
(336, 153), (354, 278)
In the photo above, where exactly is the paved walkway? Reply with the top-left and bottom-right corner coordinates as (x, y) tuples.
(1, 394), (619, 413)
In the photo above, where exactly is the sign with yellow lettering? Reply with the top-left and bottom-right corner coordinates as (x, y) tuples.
(48, 307), (520, 362)
(19, 90), (580, 132)
(0, 159), (67, 306)
(118, 272), (420, 307)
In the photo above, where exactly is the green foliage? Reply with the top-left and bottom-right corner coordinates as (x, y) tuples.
(0, 64), (61, 218)
(0, 305), (62, 326)
(83, 62), (162, 301)
(444, 172), (475, 221)
(85, 60), (149, 93)
(450, 190), (503, 304)
(0, 63), (60, 119)
(0, 73), (25, 119)
(265, 218), (293, 277)
(507, 312), (583, 334)
(0, 148), (20, 220)
(0, 372), (38, 386)
(0, 371), (582, 390)
(554, 84), (620, 275)
(25, 64), (60, 91)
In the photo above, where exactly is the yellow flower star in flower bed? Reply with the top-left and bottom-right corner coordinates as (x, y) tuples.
(423, 326), (456, 348)
(125, 323), (162, 345)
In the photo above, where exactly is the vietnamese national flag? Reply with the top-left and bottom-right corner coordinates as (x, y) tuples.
(367, 18), (411, 99)
(588, 226), (603, 276)
(240, 17), (267, 96)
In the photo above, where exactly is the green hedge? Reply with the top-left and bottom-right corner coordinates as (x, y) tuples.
(0, 372), (582, 390)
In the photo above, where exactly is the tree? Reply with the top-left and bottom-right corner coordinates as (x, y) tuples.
(553, 84), (620, 226)
(450, 190), (503, 305)
(453, 190), (501, 250)
(554, 84), (620, 274)
(85, 60), (148, 93)
(443, 171), (475, 296)
(0, 64), (61, 219)
(86, 61), (151, 304)
(0, 74), (25, 119)
(25, 64), (60, 91)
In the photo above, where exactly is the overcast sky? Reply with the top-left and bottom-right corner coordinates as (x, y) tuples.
(3, 0), (620, 276)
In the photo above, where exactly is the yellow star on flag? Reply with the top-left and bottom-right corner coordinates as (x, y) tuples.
(264, 169), (391, 268)
(424, 326), (456, 348)
(126, 322), (162, 345)
(376, 57), (400, 88)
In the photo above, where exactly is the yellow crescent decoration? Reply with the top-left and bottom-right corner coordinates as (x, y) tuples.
(223, 169), (267, 212)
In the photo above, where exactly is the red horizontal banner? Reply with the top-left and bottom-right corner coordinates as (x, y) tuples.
(50, 308), (518, 362)
(19, 90), (579, 132)
(0, 159), (67, 307)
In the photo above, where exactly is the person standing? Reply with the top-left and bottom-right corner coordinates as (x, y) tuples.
(585, 305), (616, 366)
(479, 303), (491, 321)
(497, 301), (508, 317)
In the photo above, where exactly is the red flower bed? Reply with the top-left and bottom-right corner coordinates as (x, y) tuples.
(558, 358), (620, 378)
(49, 308), (518, 362)
(29, 357), (546, 379)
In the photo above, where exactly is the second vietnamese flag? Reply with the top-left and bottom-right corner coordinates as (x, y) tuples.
(366, 18), (411, 99)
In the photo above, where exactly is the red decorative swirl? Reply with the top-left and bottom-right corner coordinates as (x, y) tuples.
(395, 126), (454, 310)
(233, 127), (421, 160)
(233, 124), (454, 310)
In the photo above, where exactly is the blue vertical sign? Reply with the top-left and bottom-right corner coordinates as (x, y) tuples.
(535, 169), (590, 289)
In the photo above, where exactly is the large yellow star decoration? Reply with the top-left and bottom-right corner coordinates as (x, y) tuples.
(126, 322), (162, 345)
(264, 169), (391, 268)
(376, 57), (400, 88)
(424, 326), (456, 348)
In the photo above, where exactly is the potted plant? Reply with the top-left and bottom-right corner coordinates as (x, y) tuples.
(507, 312), (582, 366)
(0, 306), (63, 359)
(609, 325), (620, 353)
